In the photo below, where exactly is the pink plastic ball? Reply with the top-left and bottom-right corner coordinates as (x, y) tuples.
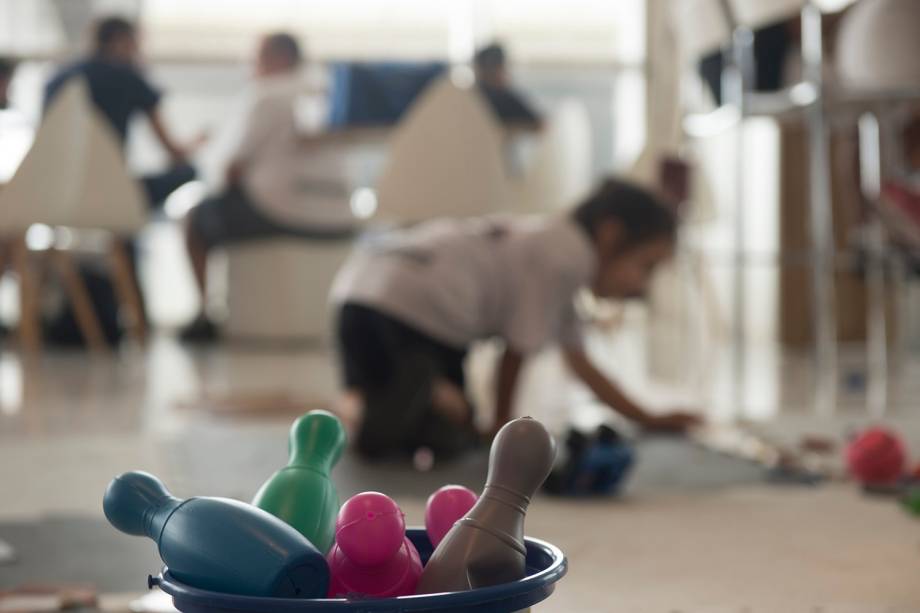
(425, 485), (478, 548)
(846, 427), (908, 485)
(335, 492), (405, 567)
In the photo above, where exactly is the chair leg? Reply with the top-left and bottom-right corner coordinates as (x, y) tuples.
(52, 250), (108, 352)
(11, 237), (42, 353)
(0, 240), (7, 281)
(109, 239), (147, 345)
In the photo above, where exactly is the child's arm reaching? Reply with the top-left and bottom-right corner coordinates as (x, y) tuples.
(563, 347), (701, 432)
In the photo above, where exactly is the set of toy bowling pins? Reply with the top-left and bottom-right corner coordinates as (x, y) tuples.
(103, 411), (558, 601)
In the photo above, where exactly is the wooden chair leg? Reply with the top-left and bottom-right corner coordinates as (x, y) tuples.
(0, 240), (8, 280)
(109, 239), (147, 344)
(11, 237), (42, 353)
(52, 250), (108, 352)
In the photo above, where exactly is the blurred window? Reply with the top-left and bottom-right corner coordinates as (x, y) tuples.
(140, 0), (644, 66)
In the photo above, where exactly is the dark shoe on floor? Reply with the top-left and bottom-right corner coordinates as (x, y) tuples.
(180, 316), (220, 343)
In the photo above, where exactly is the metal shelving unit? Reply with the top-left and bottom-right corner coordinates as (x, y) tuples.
(688, 1), (920, 416)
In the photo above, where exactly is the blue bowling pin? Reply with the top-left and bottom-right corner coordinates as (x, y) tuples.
(103, 471), (329, 598)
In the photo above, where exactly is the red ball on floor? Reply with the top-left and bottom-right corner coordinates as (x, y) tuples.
(846, 427), (907, 485)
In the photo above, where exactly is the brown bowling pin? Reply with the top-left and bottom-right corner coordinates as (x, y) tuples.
(416, 417), (556, 594)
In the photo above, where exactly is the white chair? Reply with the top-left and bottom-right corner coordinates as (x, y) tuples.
(0, 77), (148, 351)
(374, 76), (509, 222)
(835, 0), (920, 91)
(221, 132), (361, 344)
(224, 238), (354, 343)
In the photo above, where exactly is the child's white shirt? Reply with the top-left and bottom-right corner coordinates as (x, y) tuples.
(331, 214), (596, 353)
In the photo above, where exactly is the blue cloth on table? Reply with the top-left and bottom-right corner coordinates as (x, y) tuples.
(328, 62), (447, 128)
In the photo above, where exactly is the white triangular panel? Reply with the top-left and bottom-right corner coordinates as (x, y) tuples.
(374, 77), (509, 223)
(0, 77), (146, 234)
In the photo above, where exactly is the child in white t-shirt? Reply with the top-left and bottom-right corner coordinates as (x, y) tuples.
(331, 178), (701, 459)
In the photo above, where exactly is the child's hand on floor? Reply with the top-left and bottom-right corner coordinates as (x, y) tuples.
(642, 411), (703, 434)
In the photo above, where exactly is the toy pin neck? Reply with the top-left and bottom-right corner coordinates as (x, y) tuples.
(481, 483), (530, 515)
(287, 411), (345, 471)
(288, 450), (334, 471)
(143, 495), (183, 540)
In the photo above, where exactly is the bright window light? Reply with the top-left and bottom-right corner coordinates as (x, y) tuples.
(449, 65), (475, 89)
(139, 0), (642, 64)
(25, 223), (54, 251)
(789, 82), (818, 107)
(350, 187), (378, 219)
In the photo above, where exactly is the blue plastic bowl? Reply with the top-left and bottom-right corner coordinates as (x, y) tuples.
(149, 528), (567, 613)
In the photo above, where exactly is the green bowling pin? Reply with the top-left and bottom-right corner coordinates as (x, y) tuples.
(253, 410), (346, 553)
(902, 488), (920, 516)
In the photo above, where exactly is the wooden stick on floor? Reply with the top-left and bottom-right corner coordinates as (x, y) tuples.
(108, 239), (147, 345)
(52, 249), (108, 352)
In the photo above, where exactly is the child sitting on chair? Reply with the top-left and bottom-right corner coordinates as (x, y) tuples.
(331, 178), (702, 460)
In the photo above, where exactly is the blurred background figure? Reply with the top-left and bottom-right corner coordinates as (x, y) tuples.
(44, 16), (200, 210)
(473, 42), (542, 129)
(181, 32), (357, 341)
(332, 179), (700, 461)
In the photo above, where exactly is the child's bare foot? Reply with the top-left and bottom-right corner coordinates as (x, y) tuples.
(334, 390), (363, 434)
(430, 378), (471, 425)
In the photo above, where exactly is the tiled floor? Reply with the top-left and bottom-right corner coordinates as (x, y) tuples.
(1, 218), (919, 609)
(1, 328), (919, 611)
